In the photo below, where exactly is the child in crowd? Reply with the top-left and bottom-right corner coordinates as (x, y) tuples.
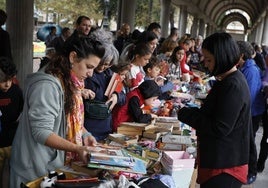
(0, 57), (23, 187)
(143, 56), (173, 100)
(168, 46), (184, 82)
(125, 43), (152, 90)
(180, 39), (201, 82)
(186, 51), (192, 67)
(110, 60), (131, 95)
(110, 60), (131, 132)
(112, 80), (160, 131)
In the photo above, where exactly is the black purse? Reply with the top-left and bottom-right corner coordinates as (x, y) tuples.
(84, 99), (111, 119)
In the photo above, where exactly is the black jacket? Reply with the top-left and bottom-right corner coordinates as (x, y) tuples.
(0, 84), (23, 147)
(178, 70), (251, 168)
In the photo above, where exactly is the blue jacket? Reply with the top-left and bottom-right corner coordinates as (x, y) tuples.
(240, 59), (265, 116)
(84, 69), (126, 141)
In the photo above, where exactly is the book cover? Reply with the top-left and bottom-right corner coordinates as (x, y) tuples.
(104, 73), (123, 97)
(89, 146), (134, 168)
(157, 142), (186, 151)
(88, 157), (147, 174)
(142, 148), (162, 161)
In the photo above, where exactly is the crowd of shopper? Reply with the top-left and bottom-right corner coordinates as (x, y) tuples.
(1, 10), (268, 188)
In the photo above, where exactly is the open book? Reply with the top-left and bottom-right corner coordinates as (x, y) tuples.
(104, 73), (123, 97)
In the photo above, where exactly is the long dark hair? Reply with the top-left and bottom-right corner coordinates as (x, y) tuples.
(45, 36), (105, 114)
(169, 46), (184, 65)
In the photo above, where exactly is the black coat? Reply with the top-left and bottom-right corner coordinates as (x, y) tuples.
(0, 29), (12, 59)
(178, 70), (251, 169)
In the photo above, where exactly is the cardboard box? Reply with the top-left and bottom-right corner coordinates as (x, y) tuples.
(164, 168), (194, 188)
(161, 151), (195, 169)
(161, 151), (195, 188)
(24, 167), (86, 188)
(189, 168), (197, 188)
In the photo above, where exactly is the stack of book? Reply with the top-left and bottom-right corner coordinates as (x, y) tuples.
(108, 133), (139, 145)
(142, 123), (173, 141)
(117, 122), (155, 136)
(155, 116), (181, 135)
(157, 134), (192, 151)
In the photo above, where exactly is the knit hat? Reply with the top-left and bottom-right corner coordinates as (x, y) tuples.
(139, 80), (161, 99)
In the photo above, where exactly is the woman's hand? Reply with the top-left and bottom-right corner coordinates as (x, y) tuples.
(106, 93), (118, 110)
(82, 89), (95, 99)
(83, 135), (97, 147)
(76, 146), (91, 164)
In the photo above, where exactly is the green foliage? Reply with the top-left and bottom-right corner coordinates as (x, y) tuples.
(34, 0), (102, 27)
(0, 0), (5, 10)
(34, 0), (162, 29)
(3, 0), (164, 30)
(135, 0), (161, 29)
(98, 0), (118, 19)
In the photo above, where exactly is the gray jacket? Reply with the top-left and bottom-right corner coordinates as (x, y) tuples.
(10, 70), (66, 184)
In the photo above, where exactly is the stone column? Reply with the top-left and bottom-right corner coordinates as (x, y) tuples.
(206, 24), (211, 37)
(253, 22), (261, 44)
(178, 5), (187, 35)
(120, 0), (136, 32)
(6, 0), (34, 89)
(191, 17), (199, 38)
(257, 18), (264, 45)
(116, 0), (123, 30)
(261, 11), (268, 45)
(249, 28), (257, 43)
(199, 19), (205, 37)
(160, 0), (171, 38)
